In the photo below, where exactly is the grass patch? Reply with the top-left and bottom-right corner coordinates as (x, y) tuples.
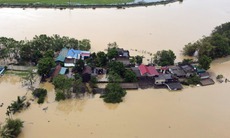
(0, 0), (133, 5)
(5, 70), (30, 77)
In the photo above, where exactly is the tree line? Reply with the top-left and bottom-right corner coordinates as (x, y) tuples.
(0, 34), (91, 65)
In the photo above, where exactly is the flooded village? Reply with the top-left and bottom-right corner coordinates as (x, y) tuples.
(1, 0), (230, 137)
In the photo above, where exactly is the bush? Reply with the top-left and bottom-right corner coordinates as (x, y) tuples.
(0, 118), (24, 138)
(216, 74), (224, 80)
(100, 83), (126, 103)
(32, 88), (47, 104)
(55, 90), (66, 101)
(186, 75), (201, 85)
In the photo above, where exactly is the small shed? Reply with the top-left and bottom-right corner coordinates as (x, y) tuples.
(59, 67), (68, 75)
(165, 82), (183, 90)
(200, 78), (215, 86)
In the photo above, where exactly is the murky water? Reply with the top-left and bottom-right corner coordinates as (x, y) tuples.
(1, 0), (230, 137)
(0, 0), (230, 60)
(1, 62), (230, 138)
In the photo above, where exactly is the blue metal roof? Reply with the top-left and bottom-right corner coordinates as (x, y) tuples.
(67, 49), (81, 59)
(59, 67), (67, 75)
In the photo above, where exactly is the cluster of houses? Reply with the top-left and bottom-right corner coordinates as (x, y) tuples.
(52, 47), (215, 91)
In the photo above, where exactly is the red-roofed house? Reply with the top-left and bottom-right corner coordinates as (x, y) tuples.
(138, 64), (159, 77)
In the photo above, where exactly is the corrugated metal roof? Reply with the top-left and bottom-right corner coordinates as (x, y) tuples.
(59, 67), (67, 75)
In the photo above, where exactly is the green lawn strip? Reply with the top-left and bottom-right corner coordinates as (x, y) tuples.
(5, 70), (30, 77)
(0, 0), (133, 5)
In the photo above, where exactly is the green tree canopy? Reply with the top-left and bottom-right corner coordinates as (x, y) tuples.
(101, 83), (126, 103)
(96, 51), (108, 67)
(198, 55), (212, 70)
(108, 61), (126, 76)
(0, 118), (24, 138)
(135, 55), (143, 65)
(73, 59), (85, 74)
(37, 57), (55, 76)
(52, 75), (73, 92)
(124, 69), (137, 82)
(153, 50), (176, 66)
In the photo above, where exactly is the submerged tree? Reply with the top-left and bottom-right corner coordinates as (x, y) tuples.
(100, 83), (126, 103)
(153, 50), (176, 66)
(0, 118), (24, 138)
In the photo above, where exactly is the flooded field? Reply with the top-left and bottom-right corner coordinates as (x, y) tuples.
(1, 0), (230, 137)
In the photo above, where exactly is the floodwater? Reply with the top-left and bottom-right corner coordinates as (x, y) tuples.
(0, 58), (230, 138)
(0, 0), (230, 60)
(1, 0), (230, 137)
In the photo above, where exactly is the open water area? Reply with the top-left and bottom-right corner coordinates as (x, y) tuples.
(1, 0), (230, 137)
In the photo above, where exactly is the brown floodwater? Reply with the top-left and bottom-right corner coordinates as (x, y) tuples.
(1, 0), (230, 137)
(1, 58), (230, 138)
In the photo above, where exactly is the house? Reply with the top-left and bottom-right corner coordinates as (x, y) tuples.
(64, 49), (90, 67)
(116, 48), (130, 66)
(200, 78), (215, 86)
(154, 74), (173, 85)
(51, 64), (68, 78)
(179, 64), (195, 77)
(131, 67), (141, 78)
(169, 66), (186, 78)
(55, 48), (90, 67)
(165, 82), (183, 90)
(116, 57), (130, 66)
(92, 67), (105, 75)
(55, 48), (68, 62)
(82, 66), (92, 82)
(117, 48), (130, 58)
(199, 72), (210, 79)
(138, 64), (159, 77)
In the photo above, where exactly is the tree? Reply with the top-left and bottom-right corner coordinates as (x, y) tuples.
(37, 57), (55, 76)
(186, 75), (201, 85)
(6, 96), (26, 115)
(108, 61), (125, 76)
(198, 55), (212, 70)
(124, 69), (137, 82)
(78, 39), (91, 50)
(96, 51), (108, 67)
(107, 47), (118, 60)
(73, 59), (85, 74)
(52, 75), (73, 93)
(22, 68), (36, 89)
(135, 55), (143, 65)
(108, 71), (122, 83)
(0, 118), (24, 138)
(100, 83), (126, 103)
(32, 88), (47, 104)
(44, 50), (54, 58)
(153, 50), (176, 66)
(183, 42), (198, 56)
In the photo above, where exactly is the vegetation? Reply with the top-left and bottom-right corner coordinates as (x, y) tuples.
(37, 57), (55, 77)
(216, 74), (224, 80)
(73, 59), (85, 74)
(100, 83), (126, 103)
(135, 55), (143, 65)
(0, 35), (91, 66)
(153, 50), (176, 66)
(55, 90), (66, 101)
(186, 75), (201, 85)
(32, 88), (47, 104)
(107, 43), (118, 60)
(198, 55), (212, 70)
(0, 118), (24, 138)
(6, 96), (27, 115)
(183, 22), (230, 60)
(22, 68), (36, 89)
(124, 69), (137, 82)
(108, 61), (125, 77)
(52, 75), (74, 100)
